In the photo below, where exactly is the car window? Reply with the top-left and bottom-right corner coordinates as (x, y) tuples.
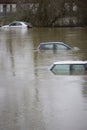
(51, 64), (70, 74)
(9, 23), (16, 26)
(52, 64), (70, 72)
(41, 44), (53, 50)
(55, 43), (70, 50)
(16, 23), (22, 26)
(85, 64), (87, 70)
(9, 22), (22, 26)
(71, 64), (85, 71)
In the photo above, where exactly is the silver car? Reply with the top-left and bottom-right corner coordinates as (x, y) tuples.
(37, 42), (79, 51)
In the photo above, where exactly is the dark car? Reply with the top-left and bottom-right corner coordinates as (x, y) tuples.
(37, 42), (79, 51)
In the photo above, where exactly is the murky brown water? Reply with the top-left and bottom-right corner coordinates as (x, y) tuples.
(0, 27), (87, 130)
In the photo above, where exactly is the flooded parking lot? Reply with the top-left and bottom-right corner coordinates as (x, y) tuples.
(0, 27), (87, 130)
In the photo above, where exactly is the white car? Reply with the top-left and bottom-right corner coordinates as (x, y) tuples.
(1, 21), (32, 29)
(49, 60), (87, 75)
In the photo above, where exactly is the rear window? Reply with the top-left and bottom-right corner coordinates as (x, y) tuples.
(16, 23), (22, 26)
(55, 44), (70, 50)
(71, 64), (85, 71)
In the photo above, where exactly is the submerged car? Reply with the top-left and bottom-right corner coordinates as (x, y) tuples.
(1, 21), (32, 29)
(49, 61), (87, 75)
(37, 42), (79, 51)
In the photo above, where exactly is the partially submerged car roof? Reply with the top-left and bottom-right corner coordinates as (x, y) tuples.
(53, 61), (87, 65)
(40, 42), (68, 44)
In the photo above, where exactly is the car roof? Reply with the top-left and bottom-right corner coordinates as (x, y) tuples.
(9, 21), (32, 25)
(53, 61), (87, 65)
(40, 42), (66, 45)
(39, 42), (72, 48)
(10, 21), (24, 23)
(12, 21), (24, 22)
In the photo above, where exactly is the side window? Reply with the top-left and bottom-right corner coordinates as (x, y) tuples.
(43, 44), (53, 50)
(16, 23), (22, 26)
(55, 44), (68, 50)
(52, 64), (70, 73)
(85, 64), (87, 70)
(71, 64), (85, 71)
(9, 23), (16, 26)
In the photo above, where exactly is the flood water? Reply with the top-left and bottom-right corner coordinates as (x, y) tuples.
(0, 27), (87, 130)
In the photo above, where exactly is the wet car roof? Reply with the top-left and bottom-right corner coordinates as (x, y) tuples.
(54, 61), (87, 65)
